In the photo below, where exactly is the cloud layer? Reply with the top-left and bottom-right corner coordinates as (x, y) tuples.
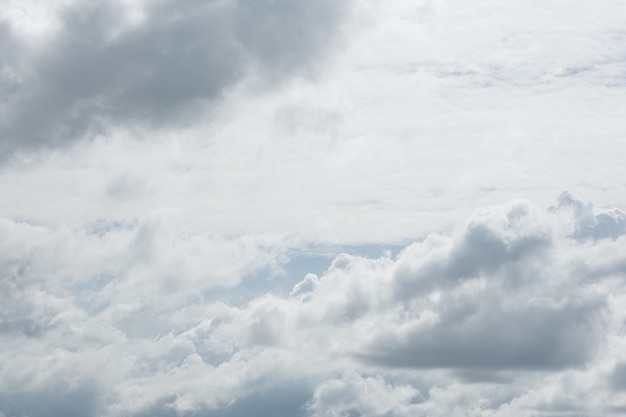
(2, 1), (626, 416)
(2, 194), (626, 416)
(0, 0), (347, 157)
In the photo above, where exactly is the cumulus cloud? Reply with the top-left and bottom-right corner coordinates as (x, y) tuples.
(306, 372), (421, 417)
(0, 0), (348, 158)
(552, 191), (626, 240)
(357, 200), (605, 371)
(3, 0), (626, 416)
(0, 213), (290, 341)
(2, 194), (626, 417)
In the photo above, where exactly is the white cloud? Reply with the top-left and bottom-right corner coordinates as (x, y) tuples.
(2, 0), (626, 416)
(2, 194), (626, 416)
(306, 372), (421, 417)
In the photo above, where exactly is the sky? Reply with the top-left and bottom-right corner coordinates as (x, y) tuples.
(1, 0), (626, 416)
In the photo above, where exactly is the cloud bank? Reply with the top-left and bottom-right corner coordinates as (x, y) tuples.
(0, 0), (347, 157)
(2, 194), (626, 416)
(2, 1), (626, 416)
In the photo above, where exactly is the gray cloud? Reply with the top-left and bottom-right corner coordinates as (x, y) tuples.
(609, 363), (626, 391)
(0, 0), (347, 159)
(132, 383), (310, 417)
(2, 194), (626, 416)
(359, 294), (604, 371)
(0, 385), (100, 417)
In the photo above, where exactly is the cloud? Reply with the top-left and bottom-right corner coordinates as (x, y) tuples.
(393, 201), (552, 298)
(0, 385), (101, 417)
(2, 194), (626, 417)
(3, 0), (626, 415)
(552, 191), (626, 240)
(126, 380), (311, 417)
(0, 213), (290, 344)
(293, 199), (607, 372)
(360, 295), (604, 371)
(349, 200), (609, 371)
(609, 363), (626, 391)
(306, 372), (421, 417)
(0, 0), (348, 159)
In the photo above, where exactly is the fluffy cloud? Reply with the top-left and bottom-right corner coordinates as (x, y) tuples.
(552, 191), (626, 240)
(359, 200), (606, 371)
(3, 1), (626, 415)
(0, 0), (347, 158)
(306, 372), (421, 417)
(2, 194), (626, 416)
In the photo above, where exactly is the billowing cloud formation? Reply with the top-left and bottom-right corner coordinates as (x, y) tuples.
(361, 201), (603, 371)
(552, 191), (626, 240)
(2, 1), (626, 416)
(306, 372), (421, 417)
(2, 194), (626, 416)
(0, 0), (347, 157)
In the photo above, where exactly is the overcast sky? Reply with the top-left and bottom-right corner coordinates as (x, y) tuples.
(2, 1), (626, 416)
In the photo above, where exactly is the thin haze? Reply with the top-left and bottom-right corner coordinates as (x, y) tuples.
(1, 1), (626, 416)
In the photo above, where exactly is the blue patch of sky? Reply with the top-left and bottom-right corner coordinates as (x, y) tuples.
(202, 243), (407, 306)
(70, 272), (116, 314)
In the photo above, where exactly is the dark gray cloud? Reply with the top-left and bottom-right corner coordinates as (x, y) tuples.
(0, 0), (347, 159)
